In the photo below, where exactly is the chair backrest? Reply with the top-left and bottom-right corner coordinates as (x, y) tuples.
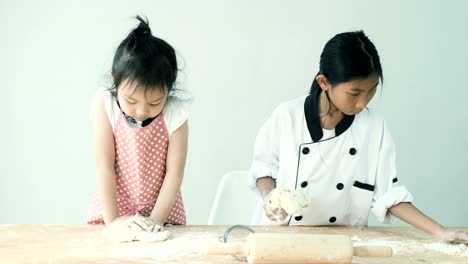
(207, 171), (258, 225)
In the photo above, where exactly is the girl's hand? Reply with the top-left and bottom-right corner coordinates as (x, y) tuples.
(131, 213), (164, 232)
(262, 190), (288, 222)
(107, 214), (163, 233)
(103, 216), (137, 242)
(104, 215), (166, 242)
(107, 216), (133, 228)
(436, 230), (468, 244)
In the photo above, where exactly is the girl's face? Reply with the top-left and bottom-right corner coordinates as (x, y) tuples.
(117, 79), (168, 121)
(317, 74), (380, 115)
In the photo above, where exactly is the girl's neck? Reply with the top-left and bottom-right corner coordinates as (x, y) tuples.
(318, 89), (343, 129)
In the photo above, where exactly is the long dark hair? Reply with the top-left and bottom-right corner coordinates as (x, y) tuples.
(310, 31), (383, 94)
(111, 15), (178, 96)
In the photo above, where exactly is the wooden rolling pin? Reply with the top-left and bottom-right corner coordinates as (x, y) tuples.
(204, 233), (392, 264)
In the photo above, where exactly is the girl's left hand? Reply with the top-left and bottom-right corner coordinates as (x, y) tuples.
(131, 213), (164, 232)
(436, 230), (468, 244)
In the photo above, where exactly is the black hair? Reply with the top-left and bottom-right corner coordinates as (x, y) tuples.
(111, 15), (178, 96)
(310, 31), (383, 94)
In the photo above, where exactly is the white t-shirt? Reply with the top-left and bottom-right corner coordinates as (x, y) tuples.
(321, 128), (335, 140)
(91, 89), (190, 136)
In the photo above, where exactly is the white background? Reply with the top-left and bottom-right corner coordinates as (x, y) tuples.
(1, 0), (467, 226)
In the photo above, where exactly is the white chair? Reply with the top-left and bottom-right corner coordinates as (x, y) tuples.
(207, 171), (259, 225)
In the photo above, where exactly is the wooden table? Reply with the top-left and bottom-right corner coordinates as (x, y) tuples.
(1, 225), (467, 263)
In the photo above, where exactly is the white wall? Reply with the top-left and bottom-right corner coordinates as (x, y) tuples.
(1, 0), (467, 226)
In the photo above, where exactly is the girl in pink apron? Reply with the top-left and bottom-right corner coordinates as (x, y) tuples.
(87, 16), (188, 228)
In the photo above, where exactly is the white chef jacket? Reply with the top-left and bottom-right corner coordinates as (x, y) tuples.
(248, 88), (413, 226)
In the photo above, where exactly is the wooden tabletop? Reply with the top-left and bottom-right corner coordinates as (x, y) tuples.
(1, 225), (467, 263)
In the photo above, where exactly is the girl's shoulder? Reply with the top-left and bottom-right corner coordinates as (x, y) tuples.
(353, 108), (389, 136)
(162, 96), (193, 136)
(90, 88), (120, 129)
(270, 95), (387, 128)
(268, 95), (311, 125)
(279, 95), (309, 111)
(97, 88), (117, 108)
(355, 108), (385, 125)
(269, 95), (309, 118)
(163, 96), (190, 112)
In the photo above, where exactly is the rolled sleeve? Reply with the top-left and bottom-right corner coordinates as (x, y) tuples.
(372, 185), (414, 223)
(371, 120), (414, 224)
(248, 106), (283, 190)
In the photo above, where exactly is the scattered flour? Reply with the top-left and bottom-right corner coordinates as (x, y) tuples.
(101, 231), (216, 261)
(424, 243), (468, 258)
(351, 236), (468, 258)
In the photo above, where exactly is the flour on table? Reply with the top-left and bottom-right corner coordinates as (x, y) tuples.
(351, 237), (468, 258)
(424, 243), (468, 257)
(101, 231), (216, 261)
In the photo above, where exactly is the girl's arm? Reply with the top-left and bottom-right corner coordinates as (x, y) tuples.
(389, 202), (468, 243)
(149, 120), (188, 223)
(256, 176), (276, 200)
(388, 202), (445, 236)
(93, 96), (119, 225)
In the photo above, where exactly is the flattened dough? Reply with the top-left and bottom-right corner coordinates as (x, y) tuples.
(103, 214), (171, 243)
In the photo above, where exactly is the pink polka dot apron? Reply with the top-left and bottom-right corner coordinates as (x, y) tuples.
(87, 111), (186, 225)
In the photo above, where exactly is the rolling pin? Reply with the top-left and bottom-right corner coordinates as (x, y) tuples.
(204, 233), (392, 264)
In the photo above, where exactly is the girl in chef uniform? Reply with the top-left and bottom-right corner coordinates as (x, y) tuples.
(87, 16), (189, 230)
(249, 31), (468, 244)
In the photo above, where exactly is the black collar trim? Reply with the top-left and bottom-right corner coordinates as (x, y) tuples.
(116, 101), (160, 127)
(304, 88), (355, 142)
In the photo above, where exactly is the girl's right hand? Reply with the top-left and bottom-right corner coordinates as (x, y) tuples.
(436, 230), (468, 244)
(262, 190), (288, 222)
(130, 214), (164, 232)
(107, 216), (136, 230)
(104, 215), (165, 242)
(108, 215), (163, 233)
